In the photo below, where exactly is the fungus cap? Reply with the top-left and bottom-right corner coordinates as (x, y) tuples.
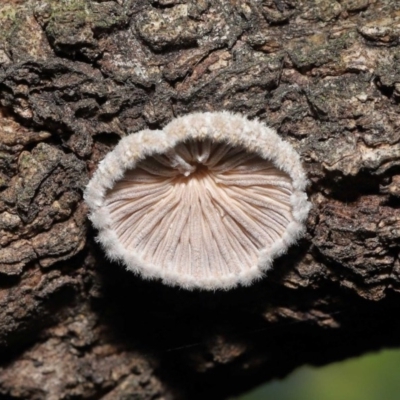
(84, 112), (310, 290)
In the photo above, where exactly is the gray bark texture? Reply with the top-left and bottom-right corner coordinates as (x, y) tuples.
(1, 0), (400, 398)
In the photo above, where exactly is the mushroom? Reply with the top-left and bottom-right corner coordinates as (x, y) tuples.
(84, 112), (310, 290)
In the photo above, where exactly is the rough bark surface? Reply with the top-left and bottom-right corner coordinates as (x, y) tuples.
(0, 0), (400, 399)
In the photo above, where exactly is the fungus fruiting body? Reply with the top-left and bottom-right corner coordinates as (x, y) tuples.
(85, 112), (310, 290)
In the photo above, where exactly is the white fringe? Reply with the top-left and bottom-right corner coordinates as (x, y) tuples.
(84, 112), (311, 290)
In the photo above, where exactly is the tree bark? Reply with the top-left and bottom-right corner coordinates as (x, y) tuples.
(1, 0), (400, 399)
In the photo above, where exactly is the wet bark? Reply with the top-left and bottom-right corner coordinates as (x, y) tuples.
(1, 0), (400, 399)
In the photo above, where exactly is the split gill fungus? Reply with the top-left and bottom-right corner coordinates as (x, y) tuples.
(84, 112), (311, 290)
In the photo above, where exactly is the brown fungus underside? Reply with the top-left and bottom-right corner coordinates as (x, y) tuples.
(107, 141), (292, 278)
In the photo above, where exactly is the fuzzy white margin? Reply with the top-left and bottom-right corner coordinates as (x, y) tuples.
(84, 111), (311, 290)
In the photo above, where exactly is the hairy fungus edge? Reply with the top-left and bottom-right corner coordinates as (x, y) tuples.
(84, 112), (311, 290)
